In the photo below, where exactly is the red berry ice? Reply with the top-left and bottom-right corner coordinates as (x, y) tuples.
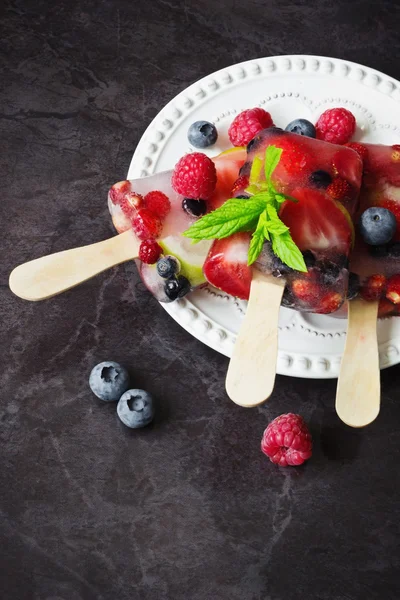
(171, 152), (217, 200)
(261, 413), (312, 467)
(344, 142), (369, 162)
(138, 239), (163, 264)
(349, 143), (400, 309)
(316, 108), (356, 145)
(132, 208), (163, 240)
(228, 108), (274, 147)
(144, 190), (171, 218)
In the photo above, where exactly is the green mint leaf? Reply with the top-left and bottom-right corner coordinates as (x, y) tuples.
(275, 192), (298, 204)
(183, 198), (265, 241)
(265, 205), (289, 235)
(271, 231), (307, 272)
(264, 146), (282, 181)
(249, 156), (263, 185)
(248, 211), (268, 265)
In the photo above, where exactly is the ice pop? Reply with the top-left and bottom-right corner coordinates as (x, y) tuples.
(336, 142), (400, 428)
(108, 148), (246, 302)
(348, 143), (400, 317)
(204, 128), (363, 314)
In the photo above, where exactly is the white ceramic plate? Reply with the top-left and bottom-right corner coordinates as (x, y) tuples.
(127, 54), (400, 378)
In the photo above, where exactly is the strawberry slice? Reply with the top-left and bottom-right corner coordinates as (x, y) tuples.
(210, 147), (247, 209)
(203, 232), (252, 300)
(279, 188), (354, 255)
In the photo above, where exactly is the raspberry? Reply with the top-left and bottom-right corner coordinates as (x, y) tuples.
(316, 292), (343, 314)
(360, 274), (386, 301)
(316, 108), (356, 145)
(231, 175), (249, 196)
(344, 142), (369, 162)
(109, 180), (131, 205)
(144, 190), (171, 219)
(327, 177), (352, 200)
(120, 192), (143, 218)
(291, 279), (321, 304)
(228, 108), (274, 147)
(277, 140), (314, 176)
(132, 208), (162, 240)
(261, 413), (312, 467)
(138, 239), (163, 264)
(172, 152), (217, 200)
(386, 274), (400, 304)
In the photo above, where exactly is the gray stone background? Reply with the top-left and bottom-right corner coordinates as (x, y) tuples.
(2, 1), (400, 599)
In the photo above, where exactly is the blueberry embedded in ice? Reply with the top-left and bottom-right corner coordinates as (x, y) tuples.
(117, 389), (155, 428)
(187, 121), (218, 148)
(309, 170), (332, 188)
(182, 198), (207, 217)
(359, 207), (397, 245)
(156, 256), (180, 279)
(164, 275), (191, 301)
(89, 361), (130, 402)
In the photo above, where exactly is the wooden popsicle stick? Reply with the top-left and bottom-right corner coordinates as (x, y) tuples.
(335, 297), (380, 428)
(9, 229), (140, 301)
(226, 270), (285, 407)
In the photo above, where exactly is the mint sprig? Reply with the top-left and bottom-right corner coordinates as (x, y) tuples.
(183, 145), (307, 272)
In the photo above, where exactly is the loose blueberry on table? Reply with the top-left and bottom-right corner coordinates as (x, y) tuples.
(89, 361), (130, 402)
(117, 389), (155, 428)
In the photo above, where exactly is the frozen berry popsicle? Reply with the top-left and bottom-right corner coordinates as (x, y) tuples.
(108, 148), (246, 302)
(203, 128), (363, 314)
(348, 143), (400, 317)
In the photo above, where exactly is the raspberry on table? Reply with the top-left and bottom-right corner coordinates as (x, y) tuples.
(132, 208), (163, 240)
(360, 274), (387, 301)
(316, 107), (356, 145)
(144, 190), (171, 218)
(138, 239), (163, 264)
(228, 108), (274, 147)
(172, 152), (217, 200)
(261, 413), (312, 467)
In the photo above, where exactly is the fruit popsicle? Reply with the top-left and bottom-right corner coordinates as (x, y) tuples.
(203, 128), (363, 314)
(108, 148), (246, 303)
(348, 143), (400, 317)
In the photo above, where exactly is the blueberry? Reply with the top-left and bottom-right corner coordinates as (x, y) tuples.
(285, 119), (316, 138)
(182, 198), (207, 217)
(271, 254), (293, 277)
(157, 256), (180, 279)
(235, 194), (250, 199)
(347, 272), (360, 300)
(359, 207), (397, 245)
(89, 361), (130, 402)
(320, 260), (342, 286)
(165, 275), (191, 300)
(309, 170), (332, 188)
(117, 389), (154, 428)
(302, 250), (316, 268)
(187, 120), (218, 148)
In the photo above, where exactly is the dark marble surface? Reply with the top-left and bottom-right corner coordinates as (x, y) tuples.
(2, 1), (400, 599)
